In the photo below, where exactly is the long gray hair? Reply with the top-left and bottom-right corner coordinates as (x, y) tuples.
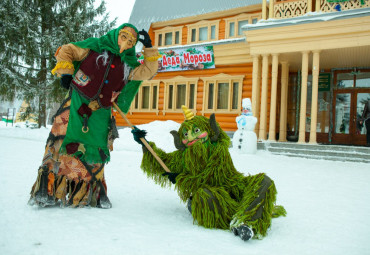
(96, 50), (131, 81)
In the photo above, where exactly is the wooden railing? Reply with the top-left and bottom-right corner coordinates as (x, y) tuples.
(319, 0), (369, 12)
(274, 0), (308, 19)
(271, 0), (369, 19)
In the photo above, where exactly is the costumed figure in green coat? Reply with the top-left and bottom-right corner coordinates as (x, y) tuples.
(28, 23), (160, 208)
(133, 106), (286, 241)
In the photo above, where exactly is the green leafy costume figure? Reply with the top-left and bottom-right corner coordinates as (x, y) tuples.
(135, 106), (286, 241)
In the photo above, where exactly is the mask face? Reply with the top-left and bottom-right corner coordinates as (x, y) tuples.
(117, 27), (135, 53)
(181, 125), (209, 147)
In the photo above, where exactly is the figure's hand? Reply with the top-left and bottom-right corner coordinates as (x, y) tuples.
(131, 126), (148, 146)
(60, 74), (72, 90)
(138, 29), (152, 48)
(162, 172), (179, 184)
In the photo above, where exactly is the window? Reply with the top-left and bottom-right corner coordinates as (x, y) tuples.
(130, 81), (160, 114)
(158, 34), (163, 47)
(211, 25), (216, 40)
(225, 13), (261, 39)
(199, 27), (208, 41)
(154, 26), (182, 47)
(165, 32), (172, 46)
(238, 20), (249, 35)
(336, 71), (370, 88)
(201, 73), (244, 114)
(175, 31), (180, 44)
(163, 76), (199, 114)
(141, 86), (150, 109)
(187, 20), (220, 44)
(229, 22), (235, 37)
(191, 29), (196, 42)
(208, 83), (214, 109)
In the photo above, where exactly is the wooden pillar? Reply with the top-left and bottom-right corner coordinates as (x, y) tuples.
(309, 50), (321, 144)
(316, 0), (321, 12)
(307, 0), (312, 12)
(269, 0), (274, 19)
(268, 53), (279, 141)
(262, 0), (267, 20)
(255, 58), (262, 136)
(259, 54), (269, 140)
(252, 55), (261, 136)
(298, 51), (310, 143)
(279, 61), (289, 142)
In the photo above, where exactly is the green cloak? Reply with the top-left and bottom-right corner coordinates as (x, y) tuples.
(60, 23), (142, 164)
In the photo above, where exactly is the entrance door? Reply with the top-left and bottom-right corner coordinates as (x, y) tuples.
(332, 69), (370, 145)
(333, 90), (370, 145)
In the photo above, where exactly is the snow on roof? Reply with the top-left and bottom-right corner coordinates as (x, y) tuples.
(129, 0), (262, 32)
(243, 7), (370, 31)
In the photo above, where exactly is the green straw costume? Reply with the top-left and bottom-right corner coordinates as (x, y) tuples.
(140, 112), (286, 239)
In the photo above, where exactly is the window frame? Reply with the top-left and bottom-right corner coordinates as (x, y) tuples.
(201, 73), (244, 114)
(186, 20), (220, 44)
(162, 76), (199, 115)
(154, 26), (183, 47)
(224, 13), (261, 39)
(129, 80), (160, 115)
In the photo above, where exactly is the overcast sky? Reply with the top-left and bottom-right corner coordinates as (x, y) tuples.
(104, 0), (136, 26)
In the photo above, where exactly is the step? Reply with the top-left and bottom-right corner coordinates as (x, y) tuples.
(256, 141), (370, 163)
(269, 148), (370, 162)
(267, 147), (370, 160)
(272, 151), (370, 163)
(258, 142), (370, 154)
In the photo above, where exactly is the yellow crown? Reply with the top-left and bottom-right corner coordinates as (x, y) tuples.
(182, 105), (194, 120)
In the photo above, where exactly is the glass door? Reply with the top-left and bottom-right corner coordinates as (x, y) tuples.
(354, 92), (370, 144)
(332, 69), (370, 145)
(333, 92), (352, 144)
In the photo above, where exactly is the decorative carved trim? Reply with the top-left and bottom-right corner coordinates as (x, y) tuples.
(274, 0), (308, 19)
(320, 0), (369, 12)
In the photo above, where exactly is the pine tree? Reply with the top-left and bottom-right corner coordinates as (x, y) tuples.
(0, 0), (115, 127)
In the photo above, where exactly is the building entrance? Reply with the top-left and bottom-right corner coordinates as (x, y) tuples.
(332, 69), (370, 146)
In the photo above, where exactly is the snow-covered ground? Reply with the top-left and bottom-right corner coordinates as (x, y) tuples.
(0, 120), (369, 255)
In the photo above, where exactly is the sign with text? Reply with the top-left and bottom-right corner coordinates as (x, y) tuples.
(318, 73), (331, 92)
(137, 45), (215, 72)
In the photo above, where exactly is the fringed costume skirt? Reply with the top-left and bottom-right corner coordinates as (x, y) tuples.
(28, 97), (112, 208)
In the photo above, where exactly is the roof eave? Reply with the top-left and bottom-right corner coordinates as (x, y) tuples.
(152, 4), (262, 28)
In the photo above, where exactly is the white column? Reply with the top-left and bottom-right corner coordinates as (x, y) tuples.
(309, 50), (321, 144)
(279, 61), (289, 142)
(262, 0), (267, 20)
(255, 58), (262, 136)
(268, 53), (279, 141)
(307, 0), (312, 12)
(316, 0), (322, 12)
(298, 51), (310, 143)
(269, 0), (274, 19)
(259, 54), (269, 140)
(252, 55), (261, 136)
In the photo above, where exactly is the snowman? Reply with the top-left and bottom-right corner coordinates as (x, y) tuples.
(232, 98), (257, 154)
